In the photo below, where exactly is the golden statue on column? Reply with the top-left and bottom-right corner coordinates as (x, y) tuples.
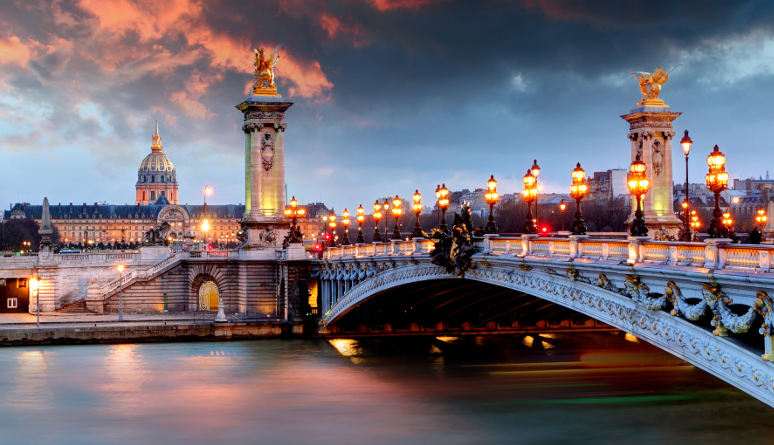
(253, 46), (281, 97)
(631, 66), (673, 107)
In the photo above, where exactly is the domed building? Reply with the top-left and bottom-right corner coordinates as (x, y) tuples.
(135, 123), (178, 205)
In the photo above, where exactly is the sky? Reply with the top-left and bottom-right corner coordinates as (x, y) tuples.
(1, 0), (774, 211)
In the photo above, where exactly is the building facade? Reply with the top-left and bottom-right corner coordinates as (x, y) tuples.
(136, 123), (179, 205)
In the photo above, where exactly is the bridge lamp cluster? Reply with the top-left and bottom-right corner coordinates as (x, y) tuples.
(705, 145), (730, 238)
(756, 209), (768, 227)
(372, 200), (383, 242)
(356, 205), (366, 243)
(569, 162), (589, 236)
(391, 195), (403, 240)
(522, 169), (538, 234)
(722, 211), (734, 229)
(341, 209), (351, 245)
(627, 155), (649, 237)
(435, 184), (450, 233)
(679, 130), (694, 241)
(284, 196), (306, 243)
(484, 175), (499, 234)
(412, 190), (424, 238)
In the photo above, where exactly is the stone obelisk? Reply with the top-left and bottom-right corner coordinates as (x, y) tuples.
(622, 67), (682, 239)
(237, 47), (293, 248)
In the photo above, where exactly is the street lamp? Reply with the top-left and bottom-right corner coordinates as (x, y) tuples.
(680, 130), (693, 240)
(705, 145), (730, 238)
(391, 195), (403, 240)
(752, 208), (768, 244)
(356, 205), (366, 243)
(342, 209), (351, 245)
(627, 155), (650, 237)
(412, 190), (423, 238)
(284, 196), (305, 244)
(559, 199), (567, 232)
(570, 162), (589, 235)
(382, 199), (391, 241)
(436, 184), (450, 233)
(531, 159), (541, 227)
(522, 169), (538, 234)
(372, 200), (383, 242)
(30, 276), (39, 329)
(756, 208), (768, 227)
(484, 175), (499, 234)
(327, 211), (337, 246)
(116, 264), (125, 321)
(690, 209), (701, 234)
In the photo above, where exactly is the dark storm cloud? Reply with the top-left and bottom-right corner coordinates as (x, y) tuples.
(1, 0), (773, 209)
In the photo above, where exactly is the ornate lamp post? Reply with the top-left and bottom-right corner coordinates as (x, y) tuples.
(341, 209), (351, 245)
(559, 199), (567, 232)
(382, 199), (391, 241)
(484, 175), (499, 234)
(751, 208), (768, 244)
(627, 155), (650, 237)
(116, 264), (125, 321)
(284, 196), (305, 243)
(327, 211), (337, 246)
(356, 205), (366, 243)
(522, 169), (538, 234)
(391, 195), (403, 240)
(690, 210), (701, 235)
(372, 200), (383, 242)
(569, 163), (589, 235)
(679, 130), (693, 240)
(705, 145), (730, 238)
(435, 184), (450, 233)
(531, 160), (541, 227)
(412, 190), (423, 238)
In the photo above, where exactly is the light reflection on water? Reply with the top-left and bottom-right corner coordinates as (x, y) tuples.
(0, 334), (771, 445)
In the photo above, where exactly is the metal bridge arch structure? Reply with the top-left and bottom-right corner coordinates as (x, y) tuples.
(317, 236), (774, 407)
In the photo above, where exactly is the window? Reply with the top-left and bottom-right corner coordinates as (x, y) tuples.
(17, 278), (27, 289)
(7, 298), (17, 309)
(151, 176), (155, 183)
(151, 191), (156, 201)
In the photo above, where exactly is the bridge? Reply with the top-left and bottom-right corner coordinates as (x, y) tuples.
(317, 234), (774, 407)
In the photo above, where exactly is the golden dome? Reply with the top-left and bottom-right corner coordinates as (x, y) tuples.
(139, 122), (176, 173)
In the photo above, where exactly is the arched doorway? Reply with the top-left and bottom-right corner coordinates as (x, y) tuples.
(198, 280), (219, 311)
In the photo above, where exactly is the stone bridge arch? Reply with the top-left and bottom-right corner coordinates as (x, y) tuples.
(189, 263), (234, 312)
(321, 261), (774, 407)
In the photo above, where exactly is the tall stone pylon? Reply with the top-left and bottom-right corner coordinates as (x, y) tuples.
(39, 197), (54, 249)
(622, 67), (682, 239)
(237, 46), (293, 248)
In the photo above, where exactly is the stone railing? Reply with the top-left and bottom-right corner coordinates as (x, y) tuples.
(188, 250), (238, 259)
(96, 251), (186, 296)
(322, 235), (774, 274)
(56, 251), (140, 265)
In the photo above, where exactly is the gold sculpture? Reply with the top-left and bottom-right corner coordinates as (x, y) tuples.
(631, 66), (672, 107)
(253, 46), (281, 96)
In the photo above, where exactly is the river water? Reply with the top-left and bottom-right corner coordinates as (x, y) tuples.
(0, 333), (772, 445)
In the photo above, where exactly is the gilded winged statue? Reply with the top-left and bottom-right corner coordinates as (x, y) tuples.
(253, 46), (280, 92)
(631, 66), (672, 104)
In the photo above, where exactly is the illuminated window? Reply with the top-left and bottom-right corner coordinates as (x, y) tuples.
(17, 278), (27, 289)
(7, 298), (17, 309)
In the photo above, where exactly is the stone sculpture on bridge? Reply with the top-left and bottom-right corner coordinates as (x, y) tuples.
(142, 222), (171, 246)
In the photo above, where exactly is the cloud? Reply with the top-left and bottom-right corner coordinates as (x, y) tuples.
(368, 0), (447, 12)
(0, 34), (32, 67)
(170, 71), (221, 119)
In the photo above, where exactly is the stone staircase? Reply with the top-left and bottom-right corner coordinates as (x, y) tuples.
(56, 299), (93, 313)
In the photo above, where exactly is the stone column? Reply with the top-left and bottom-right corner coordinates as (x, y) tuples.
(236, 96), (293, 248)
(622, 106), (682, 239)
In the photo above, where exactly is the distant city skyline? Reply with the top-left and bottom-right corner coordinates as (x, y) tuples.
(2, 1), (774, 211)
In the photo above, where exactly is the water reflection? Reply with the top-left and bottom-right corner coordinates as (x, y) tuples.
(0, 335), (771, 445)
(5, 350), (50, 409)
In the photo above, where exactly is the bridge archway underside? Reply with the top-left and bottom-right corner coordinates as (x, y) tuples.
(326, 278), (612, 336)
(318, 254), (774, 407)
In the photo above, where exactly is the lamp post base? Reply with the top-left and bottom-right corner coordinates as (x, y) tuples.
(215, 302), (227, 323)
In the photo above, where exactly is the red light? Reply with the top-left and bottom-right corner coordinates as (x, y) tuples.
(324, 233), (331, 240)
(540, 226), (549, 233)
(314, 243), (321, 251)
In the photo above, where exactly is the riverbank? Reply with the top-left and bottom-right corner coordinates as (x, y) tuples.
(0, 312), (305, 345)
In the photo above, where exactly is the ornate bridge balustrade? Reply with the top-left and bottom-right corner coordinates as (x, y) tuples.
(317, 235), (774, 407)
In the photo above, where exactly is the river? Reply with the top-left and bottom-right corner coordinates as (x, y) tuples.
(0, 333), (772, 444)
